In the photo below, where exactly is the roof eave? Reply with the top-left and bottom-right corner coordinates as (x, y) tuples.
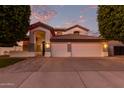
(50, 39), (106, 42)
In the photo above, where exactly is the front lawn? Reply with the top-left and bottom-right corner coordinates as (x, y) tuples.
(0, 57), (25, 68)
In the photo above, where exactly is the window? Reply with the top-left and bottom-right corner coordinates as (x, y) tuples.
(67, 43), (71, 52)
(55, 31), (58, 35)
(55, 31), (62, 35)
(74, 31), (80, 35)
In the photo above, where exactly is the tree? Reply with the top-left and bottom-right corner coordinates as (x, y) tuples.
(0, 5), (31, 47)
(97, 5), (124, 42)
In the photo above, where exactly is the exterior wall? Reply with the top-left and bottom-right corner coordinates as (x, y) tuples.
(10, 51), (35, 57)
(29, 27), (52, 43)
(51, 42), (108, 57)
(29, 27), (52, 57)
(29, 30), (36, 52)
(0, 46), (22, 55)
(23, 40), (29, 51)
(63, 27), (88, 35)
(55, 31), (63, 35)
(108, 40), (124, 56)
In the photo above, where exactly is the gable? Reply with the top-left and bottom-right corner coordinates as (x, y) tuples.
(29, 22), (55, 36)
(63, 25), (89, 35)
(66, 25), (89, 31)
(29, 22), (90, 36)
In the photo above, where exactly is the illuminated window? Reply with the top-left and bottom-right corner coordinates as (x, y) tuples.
(55, 31), (62, 35)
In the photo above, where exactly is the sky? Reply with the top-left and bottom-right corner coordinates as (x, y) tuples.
(31, 5), (98, 35)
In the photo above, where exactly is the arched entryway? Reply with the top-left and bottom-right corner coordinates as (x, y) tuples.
(34, 31), (45, 56)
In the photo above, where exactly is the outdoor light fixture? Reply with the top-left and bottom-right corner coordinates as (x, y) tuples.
(45, 43), (50, 48)
(103, 43), (108, 49)
(103, 43), (108, 52)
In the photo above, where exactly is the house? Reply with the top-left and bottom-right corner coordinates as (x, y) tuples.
(2, 22), (124, 57)
(108, 40), (124, 56)
(14, 22), (108, 57)
(3, 21), (124, 57)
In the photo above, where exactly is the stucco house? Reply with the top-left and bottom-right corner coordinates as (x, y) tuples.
(2, 22), (124, 57)
(14, 22), (108, 57)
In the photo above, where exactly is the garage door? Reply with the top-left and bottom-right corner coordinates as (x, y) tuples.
(114, 46), (124, 55)
(51, 43), (70, 57)
(72, 43), (102, 57)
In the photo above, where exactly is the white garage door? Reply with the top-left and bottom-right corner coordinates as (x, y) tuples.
(72, 43), (102, 57)
(51, 43), (70, 57)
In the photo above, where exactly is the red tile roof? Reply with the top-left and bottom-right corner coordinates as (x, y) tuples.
(50, 34), (105, 42)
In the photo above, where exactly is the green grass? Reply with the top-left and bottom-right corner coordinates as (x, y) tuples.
(0, 57), (25, 68)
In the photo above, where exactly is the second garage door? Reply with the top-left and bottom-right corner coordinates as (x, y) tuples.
(71, 43), (102, 57)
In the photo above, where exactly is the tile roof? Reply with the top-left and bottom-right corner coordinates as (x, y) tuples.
(50, 34), (105, 42)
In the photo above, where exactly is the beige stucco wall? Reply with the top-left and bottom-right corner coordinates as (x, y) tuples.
(29, 26), (52, 56)
(29, 26), (52, 44)
(10, 51), (35, 57)
(63, 27), (88, 35)
(0, 46), (23, 55)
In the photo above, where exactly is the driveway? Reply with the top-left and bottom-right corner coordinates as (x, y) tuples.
(1, 57), (124, 88)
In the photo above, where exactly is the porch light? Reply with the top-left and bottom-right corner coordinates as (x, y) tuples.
(103, 43), (108, 52)
(103, 43), (108, 49)
(45, 43), (50, 48)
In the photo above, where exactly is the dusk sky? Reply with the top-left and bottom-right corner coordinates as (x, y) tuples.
(31, 5), (98, 34)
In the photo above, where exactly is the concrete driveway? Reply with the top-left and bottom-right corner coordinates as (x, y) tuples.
(1, 57), (124, 88)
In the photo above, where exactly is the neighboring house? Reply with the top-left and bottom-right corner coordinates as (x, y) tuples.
(21, 22), (108, 57)
(108, 40), (124, 56)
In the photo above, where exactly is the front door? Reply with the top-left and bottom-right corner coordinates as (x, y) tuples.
(42, 41), (45, 56)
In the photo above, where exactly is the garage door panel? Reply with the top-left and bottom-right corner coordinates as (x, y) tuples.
(72, 43), (102, 57)
(51, 43), (70, 57)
